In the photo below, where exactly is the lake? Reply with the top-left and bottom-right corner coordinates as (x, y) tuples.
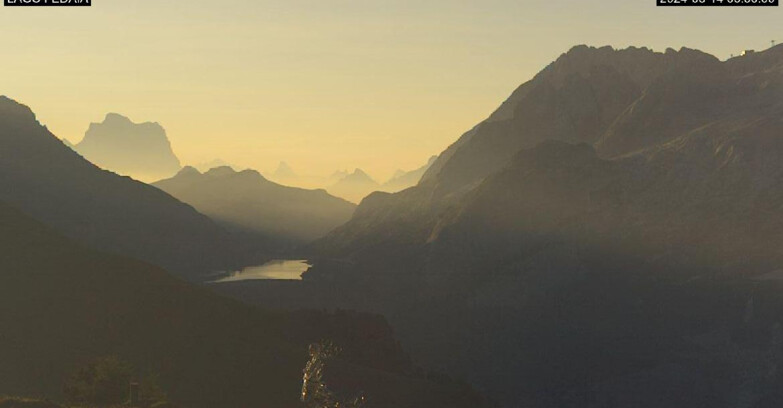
(210, 259), (311, 282)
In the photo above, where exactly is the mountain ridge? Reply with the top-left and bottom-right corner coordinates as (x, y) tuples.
(309, 44), (783, 407)
(154, 165), (356, 243)
(327, 168), (380, 203)
(316, 43), (783, 260)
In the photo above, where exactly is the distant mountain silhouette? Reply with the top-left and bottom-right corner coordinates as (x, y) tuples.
(193, 158), (235, 172)
(0, 96), (253, 279)
(73, 113), (181, 182)
(0, 199), (489, 408)
(328, 169), (349, 184)
(311, 44), (783, 407)
(327, 168), (380, 203)
(272, 161), (297, 180)
(154, 166), (355, 243)
(380, 156), (437, 193)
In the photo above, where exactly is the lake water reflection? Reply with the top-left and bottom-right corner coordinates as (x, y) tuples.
(211, 259), (310, 282)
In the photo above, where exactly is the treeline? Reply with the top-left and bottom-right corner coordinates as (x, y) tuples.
(2, 356), (174, 408)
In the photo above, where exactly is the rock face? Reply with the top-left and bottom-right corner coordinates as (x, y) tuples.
(0, 96), (251, 279)
(380, 156), (437, 193)
(311, 45), (783, 407)
(74, 113), (181, 182)
(154, 166), (356, 243)
(319, 44), (783, 261)
(327, 168), (380, 203)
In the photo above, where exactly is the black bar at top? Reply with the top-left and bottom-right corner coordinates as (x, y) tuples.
(658, 0), (777, 5)
(5, 0), (91, 6)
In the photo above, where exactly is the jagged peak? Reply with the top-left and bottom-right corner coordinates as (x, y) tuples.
(558, 44), (716, 62)
(95, 112), (162, 129)
(556, 44), (657, 63)
(727, 43), (783, 70)
(276, 161), (292, 170)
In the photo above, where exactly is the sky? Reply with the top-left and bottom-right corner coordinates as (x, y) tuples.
(1, 0), (781, 181)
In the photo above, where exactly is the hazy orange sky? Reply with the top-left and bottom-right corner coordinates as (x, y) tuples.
(2, 0), (781, 180)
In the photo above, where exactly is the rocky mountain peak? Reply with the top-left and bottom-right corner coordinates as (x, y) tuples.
(74, 113), (181, 182)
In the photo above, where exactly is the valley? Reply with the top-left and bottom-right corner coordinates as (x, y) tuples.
(4, 30), (783, 408)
